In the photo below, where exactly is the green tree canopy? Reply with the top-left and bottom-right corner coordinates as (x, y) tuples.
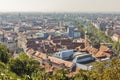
(89, 58), (120, 80)
(51, 68), (70, 80)
(112, 42), (120, 57)
(0, 43), (10, 63)
(8, 52), (40, 78)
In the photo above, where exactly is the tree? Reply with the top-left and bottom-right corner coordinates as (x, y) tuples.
(102, 58), (120, 80)
(50, 68), (70, 80)
(74, 58), (120, 80)
(0, 62), (21, 80)
(31, 68), (48, 80)
(90, 36), (100, 48)
(8, 52), (40, 78)
(0, 61), (6, 70)
(74, 70), (88, 80)
(89, 58), (120, 80)
(112, 42), (120, 57)
(0, 43), (10, 63)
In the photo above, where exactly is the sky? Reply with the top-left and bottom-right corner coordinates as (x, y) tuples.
(0, 0), (120, 12)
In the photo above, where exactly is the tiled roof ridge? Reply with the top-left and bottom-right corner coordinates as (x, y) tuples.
(26, 49), (74, 68)
(78, 44), (113, 58)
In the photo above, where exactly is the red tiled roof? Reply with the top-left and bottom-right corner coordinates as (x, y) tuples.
(77, 38), (85, 43)
(113, 34), (120, 38)
(99, 45), (110, 52)
(95, 45), (112, 58)
(85, 46), (98, 55)
(34, 51), (40, 56)
(38, 52), (47, 59)
(95, 51), (112, 58)
(79, 45), (113, 58)
(26, 48), (35, 55)
(48, 56), (73, 68)
(32, 51), (73, 68)
(95, 51), (105, 58)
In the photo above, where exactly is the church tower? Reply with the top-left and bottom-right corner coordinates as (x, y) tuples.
(85, 30), (89, 47)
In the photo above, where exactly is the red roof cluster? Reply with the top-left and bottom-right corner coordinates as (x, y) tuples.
(77, 45), (114, 58)
(26, 49), (74, 68)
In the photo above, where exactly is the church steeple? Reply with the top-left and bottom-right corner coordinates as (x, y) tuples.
(85, 30), (89, 47)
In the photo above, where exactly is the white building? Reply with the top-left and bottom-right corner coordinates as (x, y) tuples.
(112, 34), (120, 42)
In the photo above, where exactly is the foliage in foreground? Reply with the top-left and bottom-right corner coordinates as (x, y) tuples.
(0, 43), (10, 63)
(0, 44), (120, 80)
(8, 52), (40, 78)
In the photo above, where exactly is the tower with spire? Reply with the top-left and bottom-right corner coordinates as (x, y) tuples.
(85, 30), (89, 48)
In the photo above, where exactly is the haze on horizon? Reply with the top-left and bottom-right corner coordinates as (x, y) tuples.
(0, 0), (120, 13)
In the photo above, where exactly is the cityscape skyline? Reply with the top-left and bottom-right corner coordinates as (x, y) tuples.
(0, 0), (120, 12)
